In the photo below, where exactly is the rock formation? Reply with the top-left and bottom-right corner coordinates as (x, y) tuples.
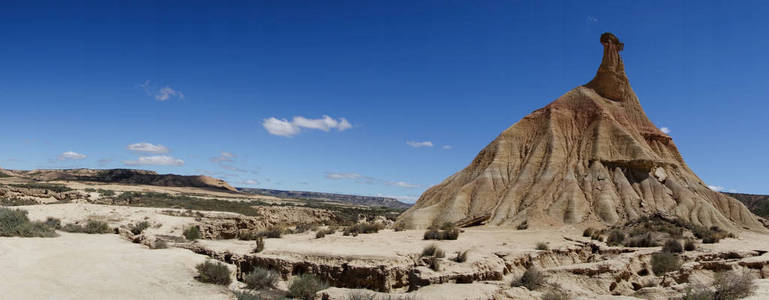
(398, 33), (765, 232)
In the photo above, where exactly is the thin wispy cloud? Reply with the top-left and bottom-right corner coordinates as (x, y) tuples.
(263, 115), (352, 137)
(140, 80), (184, 101)
(587, 16), (599, 23)
(406, 141), (433, 148)
(58, 151), (87, 161)
(124, 155), (184, 166)
(708, 185), (737, 193)
(210, 152), (235, 163)
(660, 127), (671, 134)
(325, 172), (422, 189)
(127, 142), (169, 154)
(210, 152), (247, 173)
(442, 145), (452, 150)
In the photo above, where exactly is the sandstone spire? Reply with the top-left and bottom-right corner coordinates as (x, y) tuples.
(397, 33), (766, 232)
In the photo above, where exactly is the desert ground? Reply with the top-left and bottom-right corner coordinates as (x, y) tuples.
(2, 175), (769, 300)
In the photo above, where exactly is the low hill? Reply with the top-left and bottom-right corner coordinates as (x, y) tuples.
(238, 188), (412, 210)
(4, 168), (236, 192)
(726, 192), (769, 219)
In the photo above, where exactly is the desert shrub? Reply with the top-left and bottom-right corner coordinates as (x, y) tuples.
(427, 257), (441, 271)
(662, 239), (683, 253)
(434, 247), (445, 258)
(294, 223), (317, 234)
(195, 260), (231, 285)
(259, 226), (283, 238)
(606, 230), (625, 246)
(423, 228), (440, 240)
(713, 269), (756, 300)
(129, 221), (151, 235)
(625, 233), (658, 248)
(536, 242), (549, 251)
(421, 244), (443, 257)
(512, 266), (545, 290)
(0, 208), (58, 237)
(97, 189), (116, 197)
(394, 222), (407, 232)
(343, 223), (382, 236)
(184, 226), (202, 240)
(454, 250), (469, 263)
(583, 227), (595, 237)
(423, 224), (459, 241)
(234, 291), (262, 300)
(9, 183), (72, 193)
(650, 252), (682, 279)
(315, 228), (335, 239)
(44, 217), (62, 229)
(517, 220), (529, 230)
(684, 239), (696, 251)
(703, 236), (720, 244)
(542, 289), (569, 300)
(152, 239), (168, 249)
(254, 236), (265, 253)
(61, 220), (112, 234)
(346, 290), (377, 300)
(244, 267), (279, 289)
(590, 232), (603, 241)
(0, 197), (39, 206)
(288, 274), (328, 300)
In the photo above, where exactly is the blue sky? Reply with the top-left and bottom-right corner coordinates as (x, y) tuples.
(1, 1), (768, 201)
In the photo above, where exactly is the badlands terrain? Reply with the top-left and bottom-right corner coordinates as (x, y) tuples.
(3, 33), (769, 300)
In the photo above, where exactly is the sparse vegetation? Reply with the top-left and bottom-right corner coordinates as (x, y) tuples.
(243, 267), (279, 289)
(254, 236), (265, 253)
(536, 242), (549, 250)
(152, 239), (168, 249)
(684, 239), (696, 251)
(346, 290), (377, 300)
(650, 252), (682, 282)
(517, 220), (529, 230)
(183, 226), (202, 240)
(0, 208), (58, 237)
(624, 233), (658, 248)
(713, 269), (756, 300)
(60, 220), (112, 234)
(0, 197), (38, 206)
(288, 274), (328, 300)
(606, 230), (625, 246)
(9, 183), (73, 193)
(423, 222), (459, 240)
(681, 284), (714, 300)
(512, 266), (545, 290)
(315, 228), (335, 239)
(394, 222), (407, 232)
(583, 227), (595, 237)
(195, 260), (231, 285)
(662, 239), (683, 253)
(234, 291), (263, 300)
(129, 221), (151, 235)
(427, 256), (441, 271)
(421, 244), (444, 257)
(260, 226), (283, 238)
(343, 223), (382, 236)
(454, 250), (469, 263)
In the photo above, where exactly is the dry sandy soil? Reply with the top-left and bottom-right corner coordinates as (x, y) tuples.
(0, 233), (233, 300)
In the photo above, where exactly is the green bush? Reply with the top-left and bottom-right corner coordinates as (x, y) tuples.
(512, 266), (545, 290)
(60, 220), (112, 234)
(0, 208), (58, 237)
(243, 267), (279, 289)
(288, 274), (328, 300)
(662, 239), (683, 253)
(195, 260), (231, 285)
(650, 252), (681, 279)
(129, 221), (151, 235)
(184, 226), (202, 240)
(536, 242), (549, 251)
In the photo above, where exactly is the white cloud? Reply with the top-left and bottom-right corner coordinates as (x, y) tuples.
(211, 152), (235, 163)
(262, 115), (352, 137)
(378, 194), (420, 203)
(387, 181), (422, 188)
(660, 127), (671, 134)
(140, 81), (184, 101)
(58, 151), (87, 161)
(127, 142), (169, 154)
(587, 16), (599, 23)
(124, 155), (184, 166)
(442, 145), (452, 150)
(407, 141), (433, 148)
(325, 172), (364, 180)
(240, 179), (259, 185)
(708, 185), (725, 192)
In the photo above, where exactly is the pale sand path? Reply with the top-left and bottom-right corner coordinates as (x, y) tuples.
(0, 233), (233, 300)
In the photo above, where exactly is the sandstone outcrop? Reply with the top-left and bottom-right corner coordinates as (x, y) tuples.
(398, 33), (766, 232)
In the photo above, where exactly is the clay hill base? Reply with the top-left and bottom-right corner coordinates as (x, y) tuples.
(397, 33), (766, 233)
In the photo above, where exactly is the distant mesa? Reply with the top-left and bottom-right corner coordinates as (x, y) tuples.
(4, 168), (236, 192)
(397, 33), (766, 232)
